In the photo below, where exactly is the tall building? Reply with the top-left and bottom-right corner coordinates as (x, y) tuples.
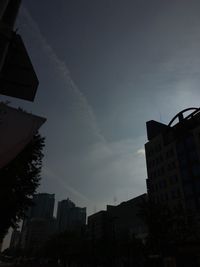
(145, 108), (200, 216)
(20, 193), (56, 251)
(30, 193), (55, 219)
(57, 198), (86, 233)
(21, 218), (56, 252)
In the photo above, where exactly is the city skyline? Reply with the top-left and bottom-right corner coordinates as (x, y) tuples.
(2, 1), (200, 264)
(1, 0), (200, 216)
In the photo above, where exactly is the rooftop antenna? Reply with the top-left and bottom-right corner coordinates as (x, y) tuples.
(113, 196), (117, 206)
(159, 110), (162, 123)
(93, 205), (97, 213)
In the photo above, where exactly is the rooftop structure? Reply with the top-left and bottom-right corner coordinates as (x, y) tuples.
(145, 108), (200, 216)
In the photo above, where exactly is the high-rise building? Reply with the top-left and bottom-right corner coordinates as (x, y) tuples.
(30, 193), (55, 219)
(145, 108), (200, 216)
(21, 217), (56, 252)
(57, 198), (86, 233)
(20, 193), (56, 251)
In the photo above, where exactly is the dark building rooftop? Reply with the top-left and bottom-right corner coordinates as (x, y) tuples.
(146, 107), (200, 141)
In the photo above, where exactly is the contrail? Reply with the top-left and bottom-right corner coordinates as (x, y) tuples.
(17, 6), (107, 205)
(43, 167), (91, 203)
(19, 6), (106, 145)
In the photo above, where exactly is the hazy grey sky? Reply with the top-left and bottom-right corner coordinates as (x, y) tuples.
(4, 0), (200, 214)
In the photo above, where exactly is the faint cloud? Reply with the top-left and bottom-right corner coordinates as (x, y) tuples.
(19, 6), (106, 145)
(18, 6), (148, 214)
(42, 167), (91, 204)
(137, 148), (145, 156)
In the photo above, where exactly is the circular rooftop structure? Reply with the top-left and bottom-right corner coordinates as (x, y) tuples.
(168, 107), (200, 127)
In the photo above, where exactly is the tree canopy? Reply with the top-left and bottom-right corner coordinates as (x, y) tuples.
(0, 133), (45, 240)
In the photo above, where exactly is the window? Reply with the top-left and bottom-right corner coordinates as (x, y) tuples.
(192, 164), (200, 177)
(182, 173), (191, 182)
(186, 198), (196, 212)
(170, 174), (178, 184)
(151, 185), (155, 192)
(195, 179), (200, 194)
(179, 153), (187, 167)
(184, 184), (193, 197)
(189, 151), (199, 162)
(186, 135), (195, 150)
(171, 188), (180, 199)
(161, 166), (165, 174)
(167, 161), (176, 171)
(166, 148), (174, 159)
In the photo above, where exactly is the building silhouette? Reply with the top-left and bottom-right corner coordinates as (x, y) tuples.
(57, 198), (86, 233)
(88, 210), (108, 241)
(21, 217), (56, 252)
(20, 193), (56, 251)
(88, 194), (148, 242)
(19, 195), (86, 251)
(145, 108), (200, 217)
(9, 229), (20, 249)
(29, 193), (55, 219)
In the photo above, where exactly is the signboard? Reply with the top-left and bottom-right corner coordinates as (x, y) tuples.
(0, 34), (39, 101)
(0, 103), (46, 169)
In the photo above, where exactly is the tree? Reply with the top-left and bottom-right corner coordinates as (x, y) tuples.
(42, 230), (86, 267)
(0, 133), (45, 241)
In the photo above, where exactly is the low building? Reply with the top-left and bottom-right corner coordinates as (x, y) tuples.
(88, 211), (108, 241)
(107, 194), (148, 241)
(88, 194), (148, 243)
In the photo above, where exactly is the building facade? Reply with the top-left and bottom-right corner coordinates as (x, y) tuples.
(9, 229), (21, 249)
(20, 193), (56, 251)
(107, 194), (148, 241)
(29, 193), (55, 219)
(88, 210), (108, 241)
(145, 108), (200, 217)
(57, 198), (86, 233)
(21, 218), (56, 252)
(88, 194), (148, 242)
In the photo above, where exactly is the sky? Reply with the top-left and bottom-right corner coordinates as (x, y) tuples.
(3, 0), (200, 216)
